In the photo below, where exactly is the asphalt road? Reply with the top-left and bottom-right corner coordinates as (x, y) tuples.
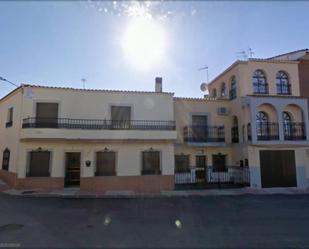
(0, 193), (309, 248)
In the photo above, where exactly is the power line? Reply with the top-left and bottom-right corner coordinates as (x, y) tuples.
(0, 76), (19, 87)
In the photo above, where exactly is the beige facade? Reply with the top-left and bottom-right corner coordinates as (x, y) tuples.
(1, 59), (309, 192)
(0, 84), (176, 192)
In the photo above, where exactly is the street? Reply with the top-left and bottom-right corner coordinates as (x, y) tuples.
(0, 193), (309, 248)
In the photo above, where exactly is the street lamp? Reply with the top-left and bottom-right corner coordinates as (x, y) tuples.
(0, 76), (19, 87)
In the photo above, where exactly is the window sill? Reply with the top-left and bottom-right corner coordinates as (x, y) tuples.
(141, 170), (162, 175)
(95, 172), (116, 176)
(5, 122), (13, 128)
(26, 174), (51, 177)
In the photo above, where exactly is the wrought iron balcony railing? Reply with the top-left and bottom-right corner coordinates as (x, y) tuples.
(22, 117), (176, 131)
(284, 122), (306, 140)
(183, 125), (225, 143)
(276, 83), (291, 95)
(253, 83), (269, 94)
(256, 122), (279, 141)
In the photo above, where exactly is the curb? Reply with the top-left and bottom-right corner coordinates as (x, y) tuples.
(2, 188), (309, 199)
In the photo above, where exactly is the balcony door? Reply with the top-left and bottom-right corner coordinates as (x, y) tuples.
(36, 103), (58, 128)
(192, 115), (207, 142)
(111, 106), (131, 129)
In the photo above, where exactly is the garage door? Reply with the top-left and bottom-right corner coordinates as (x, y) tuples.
(260, 150), (297, 188)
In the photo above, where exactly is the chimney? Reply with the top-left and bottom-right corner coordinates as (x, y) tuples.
(155, 77), (162, 93)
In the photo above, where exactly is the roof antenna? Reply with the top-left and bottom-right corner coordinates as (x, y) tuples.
(81, 78), (86, 89)
(248, 47), (254, 58)
(236, 50), (248, 60)
(198, 65), (209, 83)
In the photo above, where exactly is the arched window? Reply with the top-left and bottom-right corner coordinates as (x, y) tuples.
(220, 83), (226, 97)
(231, 116), (239, 143)
(276, 71), (291, 95)
(256, 111), (269, 139)
(212, 88), (217, 98)
(253, 70), (268, 94)
(283, 111), (293, 139)
(2, 148), (10, 171)
(230, 76), (237, 99)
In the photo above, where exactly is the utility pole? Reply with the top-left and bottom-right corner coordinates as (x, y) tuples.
(81, 78), (87, 89)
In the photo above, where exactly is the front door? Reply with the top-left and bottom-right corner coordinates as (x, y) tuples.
(65, 152), (81, 187)
(195, 155), (207, 183)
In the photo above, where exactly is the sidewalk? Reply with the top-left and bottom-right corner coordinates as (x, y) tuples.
(1, 180), (309, 198)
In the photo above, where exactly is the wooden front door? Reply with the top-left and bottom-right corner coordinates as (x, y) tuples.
(260, 150), (296, 188)
(65, 152), (81, 187)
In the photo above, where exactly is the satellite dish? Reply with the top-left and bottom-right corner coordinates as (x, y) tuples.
(200, 82), (208, 92)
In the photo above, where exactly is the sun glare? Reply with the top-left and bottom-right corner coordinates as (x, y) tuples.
(122, 16), (166, 70)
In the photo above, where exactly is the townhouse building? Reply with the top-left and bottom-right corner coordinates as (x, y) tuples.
(0, 78), (177, 192)
(1, 56), (309, 192)
(207, 59), (309, 188)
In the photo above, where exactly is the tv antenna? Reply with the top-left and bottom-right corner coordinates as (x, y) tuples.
(198, 65), (209, 83)
(81, 78), (86, 89)
(248, 47), (254, 58)
(236, 50), (248, 60)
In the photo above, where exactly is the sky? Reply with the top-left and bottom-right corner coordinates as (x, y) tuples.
(0, 1), (309, 99)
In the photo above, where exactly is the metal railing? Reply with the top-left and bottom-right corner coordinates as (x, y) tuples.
(22, 117), (176, 131)
(175, 166), (250, 186)
(183, 125), (225, 143)
(253, 83), (269, 94)
(276, 83), (291, 95)
(284, 122), (306, 140)
(257, 122), (279, 140)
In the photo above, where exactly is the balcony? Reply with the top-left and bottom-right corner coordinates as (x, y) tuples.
(21, 117), (177, 141)
(23, 117), (176, 130)
(256, 122), (279, 141)
(183, 125), (225, 144)
(277, 84), (291, 95)
(253, 83), (268, 94)
(284, 122), (306, 140)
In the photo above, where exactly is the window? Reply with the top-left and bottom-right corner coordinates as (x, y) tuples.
(111, 106), (131, 128)
(256, 111), (269, 134)
(220, 82), (226, 97)
(142, 150), (161, 175)
(175, 155), (190, 172)
(212, 154), (227, 172)
(276, 71), (291, 95)
(2, 148), (10, 171)
(231, 116), (239, 143)
(27, 151), (51, 177)
(36, 103), (59, 128)
(229, 76), (237, 99)
(212, 88), (217, 98)
(283, 111), (293, 138)
(6, 107), (13, 127)
(95, 151), (116, 176)
(253, 70), (268, 94)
